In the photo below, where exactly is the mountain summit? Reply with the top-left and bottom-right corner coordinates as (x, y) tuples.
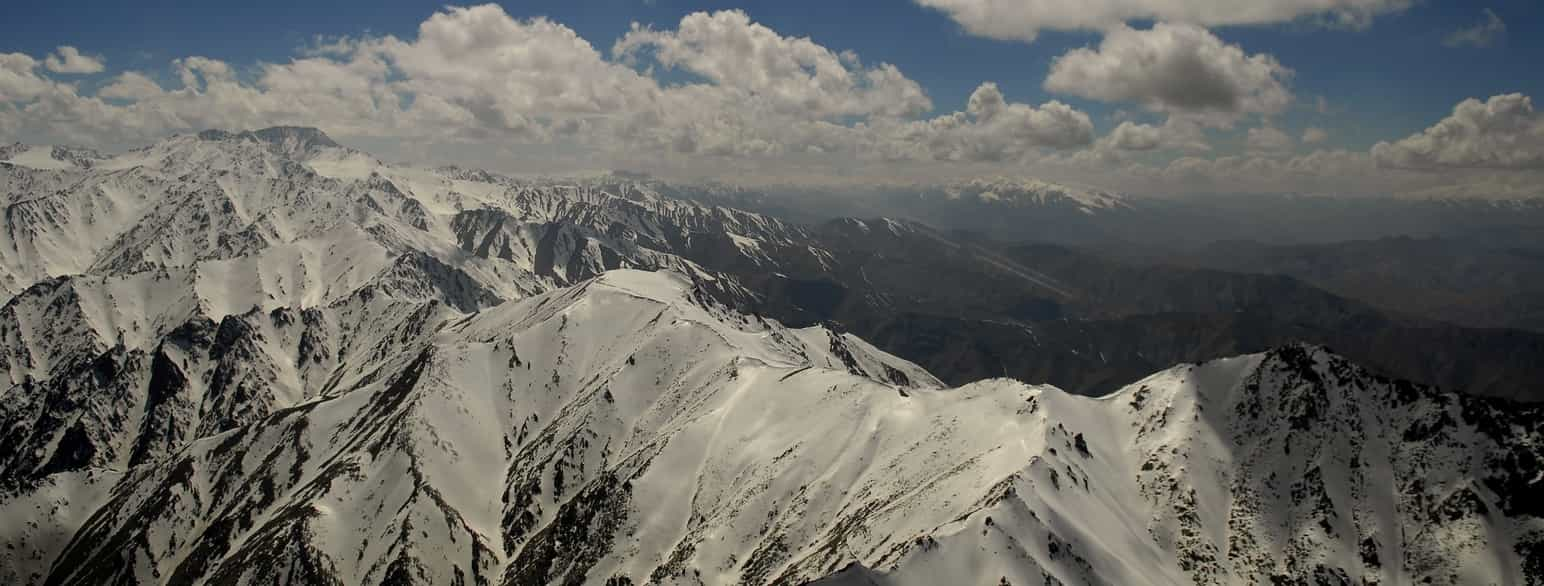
(937, 176), (1133, 214)
(197, 125), (342, 149)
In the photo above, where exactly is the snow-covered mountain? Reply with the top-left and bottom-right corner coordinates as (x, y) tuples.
(932, 177), (1133, 215)
(4, 272), (1539, 585)
(1, 128), (1540, 585)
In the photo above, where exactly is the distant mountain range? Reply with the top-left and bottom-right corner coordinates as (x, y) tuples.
(1114, 236), (1544, 334)
(1, 128), (1541, 584)
(685, 177), (1544, 249)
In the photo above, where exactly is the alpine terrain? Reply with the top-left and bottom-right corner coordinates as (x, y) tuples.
(1, 129), (1541, 585)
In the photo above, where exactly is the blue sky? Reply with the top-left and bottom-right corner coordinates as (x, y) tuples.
(3, 0), (1542, 195)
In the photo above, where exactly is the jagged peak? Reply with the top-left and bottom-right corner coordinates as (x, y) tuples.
(249, 125), (338, 146)
(0, 143), (102, 170)
(191, 126), (345, 163)
(1268, 340), (1339, 358)
(819, 217), (930, 242)
(587, 269), (697, 305)
(1109, 342), (1375, 411)
(197, 125), (339, 147)
(487, 269), (702, 318)
(432, 164), (506, 183)
(825, 216), (884, 230)
(931, 175), (1132, 211)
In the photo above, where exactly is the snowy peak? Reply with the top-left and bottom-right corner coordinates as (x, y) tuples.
(1111, 343), (1544, 585)
(450, 269), (939, 388)
(245, 125), (341, 148)
(0, 143), (103, 170)
(937, 176), (1133, 214)
(196, 125), (343, 159)
(812, 342), (1543, 585)
(821, 217), (925, 238)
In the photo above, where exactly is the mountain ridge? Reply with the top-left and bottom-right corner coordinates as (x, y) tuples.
(0, 127), (1540, 584)
(2, 270), (1538, 585)
(5, 128), (1542, 402)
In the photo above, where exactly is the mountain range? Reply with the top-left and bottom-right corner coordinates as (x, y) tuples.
(1, 128), (1541, 585)
(705, 180), (1544, 249)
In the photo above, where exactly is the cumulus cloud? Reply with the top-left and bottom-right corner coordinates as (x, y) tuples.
(43, 46), (105, 74)
(1036, 122), (1540, 199)
(1246, 125), (1293, 152)
(1132, 149), (1383, 194)
(1098, 147), (1544, 198)
(1372, 93), (1544, 170)
(1044, 23), (1292, 123)
(1302, 127), (1329, 144)
(1, 53), (52, 102)
(914, 0), (1411, 42)
(0, 4), (1094, 177)
(383, 5), (658, 131)
(12, 3), (1529, 197)
(1444, 9), (1506, 48)
(98, 72), (164, 100)
(613, 10), (930, 119)
(1108, 121), (1162, 151)
(872, 82), (1093, 162)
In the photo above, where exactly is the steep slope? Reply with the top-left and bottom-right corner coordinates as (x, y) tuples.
(1115, 345), (1543, 585)
(833, 345), (1544, 586)
(3, 271), (1539, 585)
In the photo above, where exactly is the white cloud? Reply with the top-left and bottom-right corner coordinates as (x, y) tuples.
(1068, 117), (1214, 163)
(1044, 23), (1292, 124)
(872, 82), (1093, 162)
(1122, 148), (1544, 198)
(1444, 9), (1505, 48)
(384, 5), (657, 126)
(1372, 93), (1544, 170)
(1302, 127), (1329, 144)
(43, 46), (105, 74)
(98, 72), (164, 100)
(993, 140), (1544, 199)
(1155, 117), (1213, 152)
(0, 5), (1095, 178)
(5, 3), (1533, 197)
(1108, 121), (1162, 150)
(613, 10), (930, 119)
(1134, 149), (1383, 194)
(1246, 125), (1293, 152)
(914, 0), (1411, 43)
(1, 53), (52, 102)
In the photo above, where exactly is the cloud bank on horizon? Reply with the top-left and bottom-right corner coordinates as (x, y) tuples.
(1, 0), (1541, 197)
